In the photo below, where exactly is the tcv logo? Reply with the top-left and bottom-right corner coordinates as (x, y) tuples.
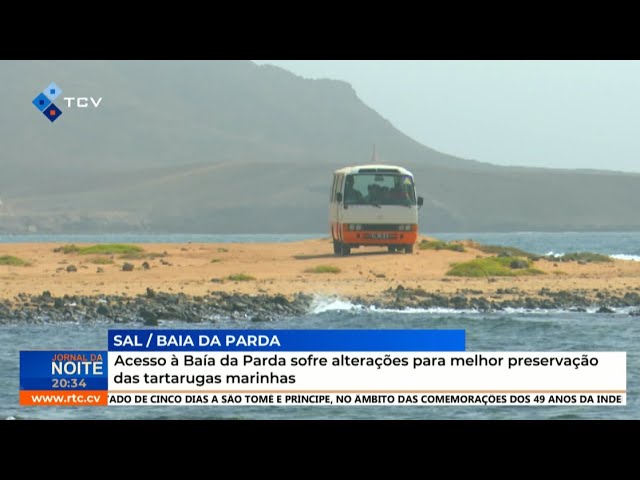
(32, 82), (63, 122)
(32, 82), (103, 123)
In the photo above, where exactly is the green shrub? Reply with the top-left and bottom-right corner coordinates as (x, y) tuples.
(55, 244), (144, 255)
(447, 256), (545, 277)
(227, 273), (255, 281)
(419, 240), (465, 252)
(0, 255), (31, 266)
(53, 244), (81, 254)
(89, 257), (114, 265)
(305, 265), (341, 274)
(473, 244), (538, 259)
(552, 252), (612, 263)
(119, 252), (166, 260)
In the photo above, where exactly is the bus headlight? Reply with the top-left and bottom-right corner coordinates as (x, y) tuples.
(348, 224), (363, 231)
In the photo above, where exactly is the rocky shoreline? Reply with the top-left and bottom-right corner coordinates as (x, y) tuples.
(1, 286), (640, 325)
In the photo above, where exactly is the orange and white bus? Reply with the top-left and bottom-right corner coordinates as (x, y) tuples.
(329, 165), (424, 256)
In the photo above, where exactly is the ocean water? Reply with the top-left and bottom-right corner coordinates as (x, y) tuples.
(431, 231), (640, 260)
(1, 231), (639, 420)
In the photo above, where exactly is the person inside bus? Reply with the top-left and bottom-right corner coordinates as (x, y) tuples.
(380, 186), (390, 202)
(344, 176), (364, 203)
(366, 183), (383, 204)
(389, 177), (411, 204)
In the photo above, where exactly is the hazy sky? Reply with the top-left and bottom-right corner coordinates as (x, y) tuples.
(254, 60), (640, 173)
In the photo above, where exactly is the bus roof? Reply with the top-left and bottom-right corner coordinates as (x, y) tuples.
(333, 165), (414, 176)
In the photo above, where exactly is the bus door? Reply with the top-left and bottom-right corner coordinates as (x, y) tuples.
(330, 174), (345, 241)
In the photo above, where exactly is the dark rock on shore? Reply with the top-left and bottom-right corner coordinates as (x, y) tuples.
(375, 286), (640, 312)
(0, 290), (316, 324)
(0, 287), (639, 324)
(597, 306), (615, 314)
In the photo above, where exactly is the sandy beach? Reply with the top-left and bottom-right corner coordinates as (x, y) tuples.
(2, 236), (639, 306)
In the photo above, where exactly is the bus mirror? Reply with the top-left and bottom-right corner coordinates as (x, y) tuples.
(417, 196), (424, 207)
(336, 192), (343, 203)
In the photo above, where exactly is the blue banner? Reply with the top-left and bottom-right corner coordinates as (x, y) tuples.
(108, 329), (465, 351)
(20, 351), (108, 390)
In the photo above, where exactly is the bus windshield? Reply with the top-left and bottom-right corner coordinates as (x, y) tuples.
(343, 173), (416, 206)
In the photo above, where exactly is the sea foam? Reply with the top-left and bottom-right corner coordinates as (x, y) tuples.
(610, 254), (640, 261)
